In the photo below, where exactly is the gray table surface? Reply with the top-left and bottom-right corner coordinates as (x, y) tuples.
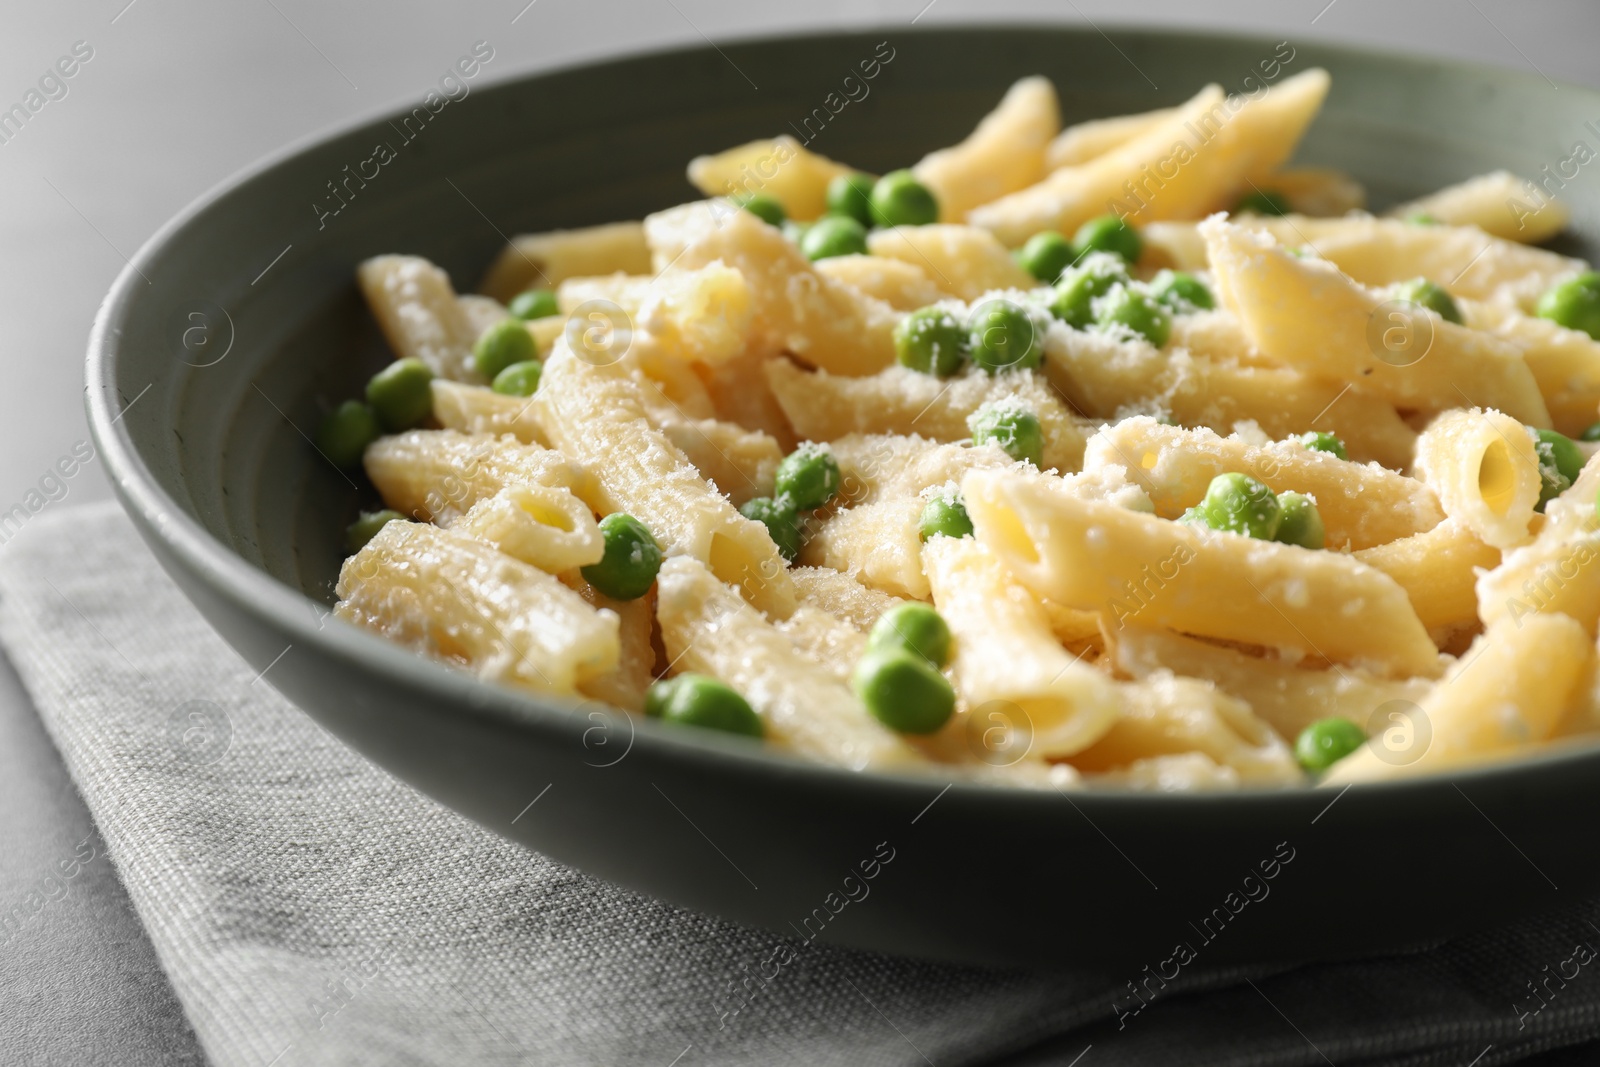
(4, 2), (1599, 1063)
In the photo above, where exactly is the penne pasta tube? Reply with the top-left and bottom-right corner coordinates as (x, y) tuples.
(798, 496), (929, 600)
(1477, 452), (1600, 636)
(1265, 167), (1366, 217)
(686, 136), (853, 221)
(534, 345), (795, 617)
(479, 221), (652, 303)
(335, 520), (619, 696)
(1067, 675), (1302, 785)
(363, 429), (582, 524)
(913, 76), (1060, 220)
(1111, 625), (1433, 742)
(358, 255), (481, 382)
(655, 557), (922, 769)
(971, 71), (1329, 247)
(866, 225), (1034, 300)
(429, 380), (548, 445)
(1201, 216), (1552, 425)
(1386, 170), (1568, 244)
(1085, 417), (1443, 550)
(643, 203), (900, 376)
(776, 606), (869, 686)
(814, 254), (947, 311)
(454, 484), (604, 572)
(1353, 519), (1500, 636)
(1413, 409), (1542, 550)
(963, 469), (1442, 676)
(922, 536), (1120, 757)
(1041, 322), (1418, 470)
(660, 418), (782, 507)
(788, 565), (905, 631)
(1045, 105), (1178, 171)
(563, 578), (657, 714)
(767, 360), (1092, 473)
(1322, 614), (1592, 784)
(1145, 215), (1585, 311)
(827, 434), (1014, 506)
(1463, 299), (1600, 437)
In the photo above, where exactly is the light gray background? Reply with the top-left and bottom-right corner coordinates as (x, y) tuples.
(3, 2), (1598, 1063)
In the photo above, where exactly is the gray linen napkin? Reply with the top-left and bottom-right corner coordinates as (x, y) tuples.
(5, 502), (1600, 1067)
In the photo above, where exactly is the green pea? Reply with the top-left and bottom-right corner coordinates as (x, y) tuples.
(826, 172), (877, 226)
(852, 648), (956, 734)
(800, 215), (869, 261)
(580, 513), (663, 600)
(1016, 231), (1076, 284)
(1048, 256), (1129, 328)
(645, 674), (764, 738)
(1392, 277), (1462, 325)
(1149, 269), (1214, 312)
(968, 299), (1043, 374)
(869, 170), (940, 227)
(1295, 431), (1349, 460)
(1195, 472), (1281, 540)
(1531, 427), (1583, 512)
(1405, 212), (1439, 226)
(474, 318), (536, 380)
(1273, 492), (1325, 550)
(315, 400), (380, 470)
(1094, 286), (1172, 348)
(346, 509), (405, 553)
(734, 192), (786, 227)
(1582, 421), (1600, 443)
(1233, 189), (1291, 216)
(1294, 717), (1366, 772)
(365, 358), (435, 432)
(1536, 272), (1600, 340)
(508, 288), (560, 321)
(1072, 214), (1142, 264)
(491, 359), (544, 397)
(970, 404), (1044, 467)
(867, 602), (953, 668)
(774, 444), (841, 510)
(894, 306), (968, 377)
(919, 493), (974, 540)
(739, 496), (802, 562)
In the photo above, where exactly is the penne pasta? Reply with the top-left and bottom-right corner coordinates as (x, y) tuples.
(1201, 216), (1552, 425)
(1085, 417), (1442, 550)
(1353, 519), (1499, 637)
(865, 225), (1034, 300)
(1111, 625), (1433, 742)
(480, 221), (652, 303)
(1323, 614), (1592, 784)
(643, 203), (900, 376)
(767, 360), (1092, 473)
(964, 469), (1441, 676)
(1386, 170), (1569, 244)
(1413, 409), (1542, 550)
(363, 429), (583, 525)
(358, 255), (481, 382)
(533, 345), (795, 617)
(655, 557), (921, 769)
(686, 136), (853, 221)
(814, 254), (947, 311)
(336, 520), (619, 696)
(913, 76), (1060, 220)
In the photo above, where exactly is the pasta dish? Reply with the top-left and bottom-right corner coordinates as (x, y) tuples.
(315, 66), (1600, 790)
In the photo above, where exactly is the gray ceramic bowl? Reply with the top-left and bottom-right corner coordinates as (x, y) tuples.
(87, 26), (1600, 967)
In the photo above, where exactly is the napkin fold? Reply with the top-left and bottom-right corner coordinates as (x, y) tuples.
(4, 502), (1600, 1067)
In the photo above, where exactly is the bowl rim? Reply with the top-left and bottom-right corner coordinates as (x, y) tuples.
(84, 20), (1600, 812)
